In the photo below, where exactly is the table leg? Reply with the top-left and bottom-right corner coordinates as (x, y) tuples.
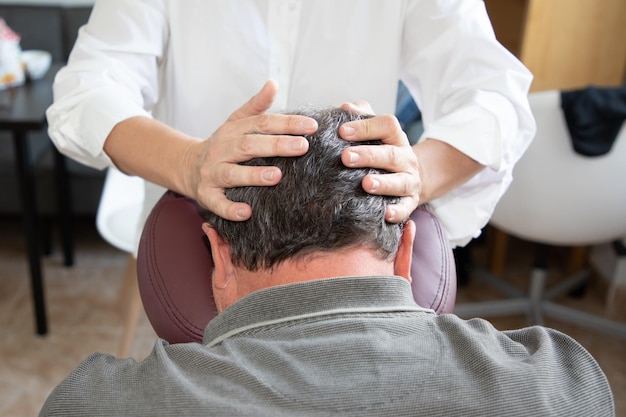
(54, 148), (74, 267)
(14, 131), (48, 335)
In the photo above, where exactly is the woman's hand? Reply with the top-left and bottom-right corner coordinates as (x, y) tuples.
(338, 101), (421, 223)
(187, 81), (318, 221)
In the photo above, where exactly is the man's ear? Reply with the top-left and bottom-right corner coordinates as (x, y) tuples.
(394, 220), (415, 282)
(202, 223), (234, 290)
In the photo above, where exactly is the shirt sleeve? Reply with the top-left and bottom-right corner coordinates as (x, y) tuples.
(46, 0), (168, 170)
(401, 0), (536, 247)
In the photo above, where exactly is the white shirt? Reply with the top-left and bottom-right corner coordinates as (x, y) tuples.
(47, 0), (535, 247)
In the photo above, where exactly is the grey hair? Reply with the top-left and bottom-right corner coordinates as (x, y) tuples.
(202, 107), (405, 271)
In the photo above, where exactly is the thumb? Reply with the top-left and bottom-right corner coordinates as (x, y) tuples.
(227, 80), (279, 122)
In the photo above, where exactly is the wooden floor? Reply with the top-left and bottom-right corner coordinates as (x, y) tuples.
(1, 217), (624, 416)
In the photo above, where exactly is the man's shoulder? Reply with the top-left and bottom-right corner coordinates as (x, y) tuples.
(429, 315), (615, 416)
(434, 314), (600, 365)
(39, 341), (174, 416)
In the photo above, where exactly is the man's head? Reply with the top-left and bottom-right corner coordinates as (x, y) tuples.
(202, 107), (415, 310)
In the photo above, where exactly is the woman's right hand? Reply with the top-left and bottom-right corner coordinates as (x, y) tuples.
(185, 80), (318, 221)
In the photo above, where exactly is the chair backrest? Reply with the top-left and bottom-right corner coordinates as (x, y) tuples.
(96, 166), (145, 253)
(137, 191), (457, 344)
(491, 90), (626, 246)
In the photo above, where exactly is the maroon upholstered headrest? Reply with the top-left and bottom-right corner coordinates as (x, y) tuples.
(137, 191), (456, 344)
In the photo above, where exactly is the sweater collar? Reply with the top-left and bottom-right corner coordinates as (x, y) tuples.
(203, 276), (432, 346)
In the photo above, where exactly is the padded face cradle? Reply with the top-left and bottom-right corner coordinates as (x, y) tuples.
(138, 191), (456, 344)
(137, 192), (216, 343)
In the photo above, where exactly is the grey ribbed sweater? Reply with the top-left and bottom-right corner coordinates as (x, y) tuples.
(40, 276), (614, 416)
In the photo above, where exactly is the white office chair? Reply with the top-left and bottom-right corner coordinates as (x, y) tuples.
(96, 166), (145, 357)
(454, 90), (626, 340)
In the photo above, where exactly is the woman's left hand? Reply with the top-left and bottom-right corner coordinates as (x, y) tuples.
(339, 101), (421, 223)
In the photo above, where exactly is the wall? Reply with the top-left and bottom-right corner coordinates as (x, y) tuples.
(0, 1), (103, 216)
(485, 0), (626, 92)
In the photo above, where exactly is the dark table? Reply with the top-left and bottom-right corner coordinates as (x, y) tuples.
(0, 63), (73, 335)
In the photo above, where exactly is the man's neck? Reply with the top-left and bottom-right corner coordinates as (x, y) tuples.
(236, 248), (397, 298)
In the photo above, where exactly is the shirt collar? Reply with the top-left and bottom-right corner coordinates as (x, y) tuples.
(203, 276), (433, 347)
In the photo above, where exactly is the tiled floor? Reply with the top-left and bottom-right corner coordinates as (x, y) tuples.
(0, 218), (156, 417)
(1, 217), (624, 416)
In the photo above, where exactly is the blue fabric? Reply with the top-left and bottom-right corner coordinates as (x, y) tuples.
(560, 85), (626, 157)
(396, 81), (423, 144)
(395, 81), (421, 130)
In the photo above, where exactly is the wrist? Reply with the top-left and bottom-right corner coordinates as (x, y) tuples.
(104, 116), (203, 197)
(414, 139), (483, 203)
(179, 138), (205, 201)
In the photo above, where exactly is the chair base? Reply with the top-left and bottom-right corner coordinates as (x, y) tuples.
(454, 265), (626, 341)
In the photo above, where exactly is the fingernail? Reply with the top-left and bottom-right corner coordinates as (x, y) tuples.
(262, 169), (275, 181)
(288, 139), (303, 151)
(301, 118), (317, 130)
(387, 208), (396, 222)
(343, 125), (355, 136)
(236, 208), (247, 219)
(370, 178), (380, 192)
(348, 151), (360, 164)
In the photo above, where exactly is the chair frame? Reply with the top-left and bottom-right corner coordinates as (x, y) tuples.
(454, 90), (626, 340)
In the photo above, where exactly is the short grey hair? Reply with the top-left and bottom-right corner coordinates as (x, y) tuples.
(203, 107), (405, 271)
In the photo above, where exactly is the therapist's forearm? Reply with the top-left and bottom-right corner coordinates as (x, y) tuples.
(103, 116), (200, 197)
(414, 138), (483, 204)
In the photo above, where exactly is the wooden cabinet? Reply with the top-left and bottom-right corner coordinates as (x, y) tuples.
(485, 0), (626, 92)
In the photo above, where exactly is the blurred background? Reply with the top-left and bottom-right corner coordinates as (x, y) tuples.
(0, 0), (625, 416)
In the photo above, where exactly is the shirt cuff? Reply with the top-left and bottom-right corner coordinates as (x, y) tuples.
(47, 88), (151, 170)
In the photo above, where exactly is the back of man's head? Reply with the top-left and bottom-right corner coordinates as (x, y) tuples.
(203, 107), (404, 271)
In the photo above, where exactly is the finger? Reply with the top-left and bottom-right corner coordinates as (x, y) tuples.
(385, 198), (418, 223)
(341, 144), (416, 172)
(239, 133), (311, 159)
(218, 113), (317, 147)
(244, 113), (318, 136)
(227, 80), (279, 122)
(340, 114), (408, 145)
(362, 173), (420, 222)
(361, 172), (419, 198)
(199, 192), (253, 222)
(210, 132), (311, 165)
(198, 162), (290, 221)
(340, 100), (375, 115)
(362, 173), (420, 223)
(210, 163), (284, 189)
